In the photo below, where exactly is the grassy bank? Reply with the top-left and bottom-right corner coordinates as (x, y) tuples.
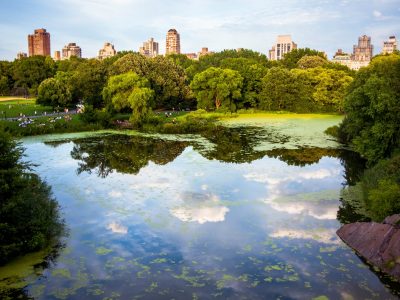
(0, 99), (53, 118)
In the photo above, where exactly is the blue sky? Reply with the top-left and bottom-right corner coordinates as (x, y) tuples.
(0, 0), (399, 60)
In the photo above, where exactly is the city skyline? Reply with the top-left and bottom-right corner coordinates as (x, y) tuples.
(0, 0), (399, 60)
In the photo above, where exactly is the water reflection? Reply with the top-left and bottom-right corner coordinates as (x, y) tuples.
(7, 126), (398, 299)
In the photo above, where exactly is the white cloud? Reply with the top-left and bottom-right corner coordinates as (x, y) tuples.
(108, 190), (122, 198)
(270, 228), (340, 244)
(107, 221), (128, 234)
(373, 10), (383, 18)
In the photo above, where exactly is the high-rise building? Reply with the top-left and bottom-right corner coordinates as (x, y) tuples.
(166, 29), (181, 55)
(139, 38), (159, 58)
(62, 43), (82, 59)
(17, 52), (27, 60)
(28, 28), (51, 56)
(98, 42), (117, 60)
(382, 36), (397, 54)
(352, 35), (373, 62)
(54, 51), (61, 61)
(269, 35), (297, 61)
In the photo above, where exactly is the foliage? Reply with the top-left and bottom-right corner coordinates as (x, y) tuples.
(0, 129), (64, 264)
(111, 53), (190, 109)
(339, 54), (400, 164)
(103, 72), (154, 126)
(259, 67), (301, 111)
(260, 66), (352, 113)
(281, 48), (326, 69)
(186, 49), (270, 80)
(297, 55), (327, 69)
(340, 155), (400, 222)
(37, 77), (72, 109)
(220, 58), (268, 108)
(12, 56), (56, 96)
(190, 67), (243, 111)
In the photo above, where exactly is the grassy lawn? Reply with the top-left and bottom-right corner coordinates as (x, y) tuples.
(0, 99), (53, 118)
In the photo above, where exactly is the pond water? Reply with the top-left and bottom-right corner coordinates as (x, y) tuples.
(1, 116), (399, 299)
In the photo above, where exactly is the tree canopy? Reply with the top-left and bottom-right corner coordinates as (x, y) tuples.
(190, 67), (243, 111)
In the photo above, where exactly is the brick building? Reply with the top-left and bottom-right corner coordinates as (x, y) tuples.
(28, 28), (51, 56)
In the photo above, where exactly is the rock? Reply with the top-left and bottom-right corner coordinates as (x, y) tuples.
(337, 215), (400, 281)
(383, 214), (400, 227)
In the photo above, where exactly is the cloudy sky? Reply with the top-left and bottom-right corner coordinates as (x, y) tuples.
(0, 0), (399, 60)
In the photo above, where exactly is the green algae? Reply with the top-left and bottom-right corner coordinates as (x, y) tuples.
(52, 268), (71, 278)
(95, 247), (113, 255)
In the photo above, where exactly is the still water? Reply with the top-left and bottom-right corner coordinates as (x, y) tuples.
(1, 116), (399, 299)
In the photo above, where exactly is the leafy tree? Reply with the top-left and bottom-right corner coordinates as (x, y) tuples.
(0, 129), (64, 264)
(12, 56), (56, 96)
(72, 59), (108, 108)
(297, 55), (327, 69)
(37, 77), (72, 108)
(0, 61), (13, 95)
(220, 58), (268, 108)
(190, 67), (243, 111)
(306, 67), (353, 111)
(111, 53), (190, 109)
(281, 48), (326, 69)
(339, 54), (400, 163)
(102, 72), (154, 126)
(0, 75), (9, 96)
(259, 67), (301, 110)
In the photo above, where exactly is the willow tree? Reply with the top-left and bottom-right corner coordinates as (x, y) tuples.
(190, 67), (243, 111)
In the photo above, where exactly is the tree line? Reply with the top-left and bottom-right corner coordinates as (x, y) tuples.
(0, 48), (355, 121)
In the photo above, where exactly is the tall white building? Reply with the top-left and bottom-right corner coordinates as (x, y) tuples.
(269, 35), (297, 61)
(98, 42), (117, 60)
(139, 38), (159, 58)
(382, 36), (397, 54)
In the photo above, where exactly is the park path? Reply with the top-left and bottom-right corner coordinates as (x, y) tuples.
(0, 97), (32, 102)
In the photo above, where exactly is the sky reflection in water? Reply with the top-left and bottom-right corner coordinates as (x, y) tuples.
(11, 131), (399, 299)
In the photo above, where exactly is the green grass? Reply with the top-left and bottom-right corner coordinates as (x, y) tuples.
(0, 99), (53, 118)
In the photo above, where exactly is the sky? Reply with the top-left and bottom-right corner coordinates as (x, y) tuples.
(0, 0), (399, 61)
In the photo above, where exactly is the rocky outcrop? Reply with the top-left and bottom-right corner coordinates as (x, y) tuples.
(337, 214), (400, 281)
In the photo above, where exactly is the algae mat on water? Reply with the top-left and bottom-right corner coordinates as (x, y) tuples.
(220, 113), (343, 150)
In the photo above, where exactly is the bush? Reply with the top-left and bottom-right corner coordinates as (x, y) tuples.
(0, 129), (64, 264)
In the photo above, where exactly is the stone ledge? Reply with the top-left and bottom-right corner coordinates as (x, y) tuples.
(337, 215), (400, 281)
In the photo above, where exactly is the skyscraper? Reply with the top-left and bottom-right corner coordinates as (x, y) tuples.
(98, 42), (117, 60)
(352, 35), (373, 62)
(62, 43), (82, 59)
(28, 28), (51, 56)
(139, 38), (159, 58)
(269, 35), (297, 61)
(166, 29), (180, 55)
(382, 36), (397, 54)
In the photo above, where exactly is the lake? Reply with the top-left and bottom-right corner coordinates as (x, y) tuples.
(1, 115), (399, 299)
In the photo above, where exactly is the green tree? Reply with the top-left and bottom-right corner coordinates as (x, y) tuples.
(0, 129), (64, 264)
(0, 75), (9, 96)
(220, 58), (268, 108)
(111, 53), (190, 109)
(37, 77), (72, 108)
(190, 67), (243, 111)
(72, 59), (108, 108)
(297, 55), (327, 69)
(102, 72), (154, 126)
(259, 67), (300, 110)
(281, 48), (326, 69)
(12, 56), (55, 96)
(339, 54), (400, 163)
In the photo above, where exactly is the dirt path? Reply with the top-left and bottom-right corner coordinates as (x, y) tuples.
(0, 97), (34, 102)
